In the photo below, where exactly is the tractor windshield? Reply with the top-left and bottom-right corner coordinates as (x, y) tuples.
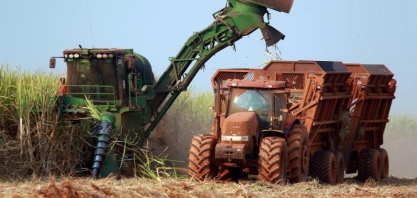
(228, 88), (287, 130)
(66, 58), (118, 102)
(228, 88), (273, 130)
(229, 89), (271, 113)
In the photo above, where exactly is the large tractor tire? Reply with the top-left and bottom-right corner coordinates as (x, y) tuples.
(188, 134), (217, 181)
(287, 125), (310, 183)
(377, 148), (389, 179)
(334, 151), (345, 184)
(309, 150), (337, 184)
(258, 136), (288, 184)
(357, 149), (381, 182)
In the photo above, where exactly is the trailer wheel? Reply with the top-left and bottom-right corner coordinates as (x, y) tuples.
(334, 151), (345, 184)
(357, 149), (381, 182)
(287, 125), (309, 183)
(188, 134), (217, 181)
(258, 136), (288, 184)
(377, 148), (389, 179)
(310, 150), (336, 184)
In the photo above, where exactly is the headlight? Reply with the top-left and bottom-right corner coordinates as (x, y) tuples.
(221, 135), (249, 142)
(96, 53), (102, 58)
(108, 54), (114, 58)
(69, 54), (74, 58)
(102, 53), (108, 58)
(74, 53), (80, 58)
(64, 54), (68, 58)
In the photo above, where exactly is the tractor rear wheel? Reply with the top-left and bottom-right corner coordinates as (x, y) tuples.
(377, 148), (389, 179)
(357, 149), (381, 182)
(334, 151), (345, 184)
(287, 125), (309, 183)
(188, 134), (217, 181)
(258, 136), (288, 184)
(310, 150), (337, 184)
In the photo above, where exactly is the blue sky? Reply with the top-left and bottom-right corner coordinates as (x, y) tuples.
(1, 0), (416, 115)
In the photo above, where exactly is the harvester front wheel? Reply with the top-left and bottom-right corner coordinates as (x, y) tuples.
(258, 136), (288, 184)
(334, 151), (345, 184)
(357, 149), (381, 182)
(287, 125), (309, 183)
(188, 134), (217, 181)
(377, 148), (389, 179)
(310, 150), (337, 184)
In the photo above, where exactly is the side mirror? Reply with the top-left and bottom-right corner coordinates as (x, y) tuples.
(49, 57), (56, 69)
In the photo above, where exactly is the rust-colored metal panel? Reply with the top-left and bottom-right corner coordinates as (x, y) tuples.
(225, 79), (286, 88)
(341, 63), (396, 169)
(262, 60), (352, 157)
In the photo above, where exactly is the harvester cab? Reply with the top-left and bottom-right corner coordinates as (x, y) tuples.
(49, 48), (157, 178)
(50, 48), (155, 111)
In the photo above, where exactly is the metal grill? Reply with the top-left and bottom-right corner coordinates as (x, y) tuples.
(277, 74), (304, 89)
(216, 72), (251, 88)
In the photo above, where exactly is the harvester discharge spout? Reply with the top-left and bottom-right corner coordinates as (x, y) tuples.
(91, 113), (116, 179)
(239, 0), (293, 46)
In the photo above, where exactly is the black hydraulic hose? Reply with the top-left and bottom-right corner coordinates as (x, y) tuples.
(91, 113), (115, 179)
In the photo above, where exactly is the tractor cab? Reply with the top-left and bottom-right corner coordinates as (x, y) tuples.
(214, 79), (288, 165)
(225, 79), (288, 132)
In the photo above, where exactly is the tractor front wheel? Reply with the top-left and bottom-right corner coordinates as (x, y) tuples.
(258, 136), (288, 184)
(188, 134), (217, 181)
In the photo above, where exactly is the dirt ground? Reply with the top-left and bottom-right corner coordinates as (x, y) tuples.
(0, 177), (416, 198)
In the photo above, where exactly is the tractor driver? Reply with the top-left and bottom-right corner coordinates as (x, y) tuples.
(243, 91), (269, 111)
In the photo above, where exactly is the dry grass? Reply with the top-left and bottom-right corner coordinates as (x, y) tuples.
(0, 177), (416, 198)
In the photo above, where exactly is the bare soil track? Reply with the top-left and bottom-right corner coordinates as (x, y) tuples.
(0, 177), (416, 198)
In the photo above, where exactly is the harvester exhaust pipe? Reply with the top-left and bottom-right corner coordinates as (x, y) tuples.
(91, 113), (116, 179)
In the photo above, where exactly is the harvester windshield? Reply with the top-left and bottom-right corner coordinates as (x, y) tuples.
(66, 58), (117, 102)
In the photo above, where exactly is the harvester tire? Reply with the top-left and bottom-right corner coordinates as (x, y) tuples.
(334, 151), (345, 184)
(357, 149), (381, 182)
(309, 150), (336, 184)
(258, 136), (288, 184)
(188, 134), (217, 181)
(377, 148), (389, 179)
(287, 125), (309, 183)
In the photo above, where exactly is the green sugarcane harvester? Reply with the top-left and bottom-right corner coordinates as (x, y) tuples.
(49, 0), (294, 178)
